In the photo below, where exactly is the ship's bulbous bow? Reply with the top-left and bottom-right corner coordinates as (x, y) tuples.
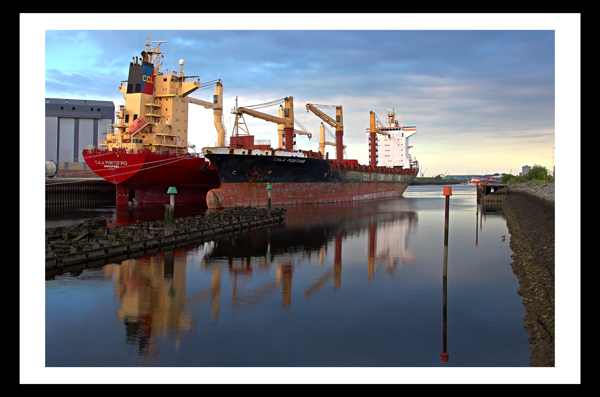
(206, 189), (223, 209)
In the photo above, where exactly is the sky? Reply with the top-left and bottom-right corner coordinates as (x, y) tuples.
(31, 14), (580, 178)
(22, 14), (581, 384)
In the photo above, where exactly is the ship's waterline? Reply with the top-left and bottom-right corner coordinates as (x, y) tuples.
(206, 181), (413, 208)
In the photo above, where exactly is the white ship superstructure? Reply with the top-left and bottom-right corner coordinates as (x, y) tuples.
(367, 109), (417, 168)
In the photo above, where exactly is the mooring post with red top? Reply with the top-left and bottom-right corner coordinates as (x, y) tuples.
(442, 186), (452, 364)
(443, 186), (452, 246)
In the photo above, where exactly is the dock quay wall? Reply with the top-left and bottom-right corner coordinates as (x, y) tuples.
(45, 207), (286, 273)
(477, 183), (508, 204)
(45, 178), (116, 207)
(503, 190), (555, 367)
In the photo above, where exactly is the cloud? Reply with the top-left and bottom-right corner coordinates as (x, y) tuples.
(43, 28), (558, 175)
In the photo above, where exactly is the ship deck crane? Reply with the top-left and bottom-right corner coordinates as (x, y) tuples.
(186, 79), (226, 147)
(315, 122), (347, 159)
(278, 105), (312, 148)
(306, 104), (344, 162)
(232, 96), (309, 151)
(367, 111), (392, 167)
(318, 123), (337, 155)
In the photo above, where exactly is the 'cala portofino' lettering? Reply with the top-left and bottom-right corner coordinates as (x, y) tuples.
(96, 160), (128, 168)
(273, 157), (306, 163)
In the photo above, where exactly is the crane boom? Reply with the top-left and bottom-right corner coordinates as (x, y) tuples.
(305, 103), (344, 162)
(236, 107), (290, 126)
(186, 79), (226, 146)
(294, 129), (312, 139)
(306, 104), (342, 129)
(187, 98), (216, 108)
(232, 96), (296, 151)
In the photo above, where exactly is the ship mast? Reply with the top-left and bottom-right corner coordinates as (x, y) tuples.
(144, 37), (166, 68)
(385, 108), (399, 127)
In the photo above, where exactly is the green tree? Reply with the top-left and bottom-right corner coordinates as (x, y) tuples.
(501, 174), (514, 184)
(526, 164), (549, 180)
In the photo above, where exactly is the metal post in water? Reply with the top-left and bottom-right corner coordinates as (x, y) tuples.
(168, 186), (177, 207)
(165, 187), (177, 236)
(442, 186), (452, 364)
(443, 186), (452, 247)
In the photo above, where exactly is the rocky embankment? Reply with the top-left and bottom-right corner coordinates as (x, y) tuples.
(503, 182), (555, 366)
(508, 181), (555, 203)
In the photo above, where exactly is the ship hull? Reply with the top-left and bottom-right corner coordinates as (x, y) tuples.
(82, 149), (220, 206)
(204, 153), (416, 208)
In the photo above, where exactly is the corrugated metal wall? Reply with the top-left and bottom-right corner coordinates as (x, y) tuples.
(45, 98), (115, 166)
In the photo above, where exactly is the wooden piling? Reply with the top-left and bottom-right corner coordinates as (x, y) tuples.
(164, 204), (175, 236)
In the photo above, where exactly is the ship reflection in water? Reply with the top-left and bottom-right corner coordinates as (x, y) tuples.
(45, 186), (530, 371)
(200, 205), (417, 309)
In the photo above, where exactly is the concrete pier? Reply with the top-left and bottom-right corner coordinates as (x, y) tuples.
(476, 183), (508, 204)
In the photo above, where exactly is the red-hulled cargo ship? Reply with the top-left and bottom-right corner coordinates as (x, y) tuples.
(202, 99), (418, 208)
(82, 37), (222, 206)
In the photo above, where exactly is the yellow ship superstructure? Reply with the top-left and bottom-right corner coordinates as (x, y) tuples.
(103, 37), (224, 155)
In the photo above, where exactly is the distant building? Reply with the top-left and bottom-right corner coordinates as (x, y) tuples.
(521, 165), (531, 176)
(46, 98), (114, 173)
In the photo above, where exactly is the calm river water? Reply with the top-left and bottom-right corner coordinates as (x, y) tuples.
(42, 184), (531, 379)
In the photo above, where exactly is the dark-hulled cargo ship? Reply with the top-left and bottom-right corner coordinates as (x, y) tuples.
(202, 99), (418, 208)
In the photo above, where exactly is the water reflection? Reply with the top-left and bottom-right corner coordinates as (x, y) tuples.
(202, 205), (417, 307)
(100, 202), (418, 361)
(476, 195), (505, 246)
(45, 186), (530, 368)
(104, 250), (194, 365)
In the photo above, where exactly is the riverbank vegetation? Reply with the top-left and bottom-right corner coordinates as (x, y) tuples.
(502, 165), (554, 185)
